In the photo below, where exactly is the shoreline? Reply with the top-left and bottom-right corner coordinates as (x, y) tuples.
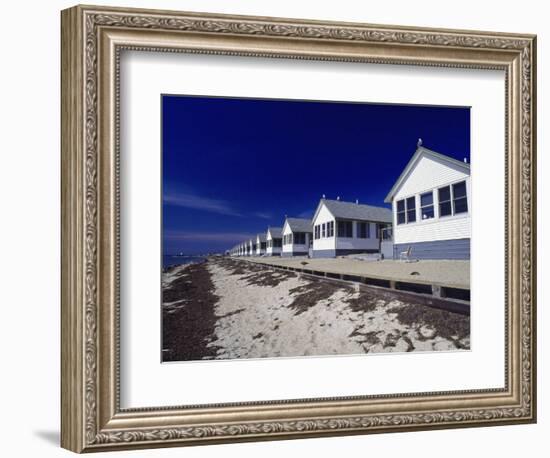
(162, 257), (470, 362)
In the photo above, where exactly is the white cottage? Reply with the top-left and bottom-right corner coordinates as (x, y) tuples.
(249, 238), (257, 256)
(281, 217), (312, 257)
(256, 233), (267, 256)
(265, 227), (283, 256)
(311, 198), (392, 258)
(384, 145), (471, 260)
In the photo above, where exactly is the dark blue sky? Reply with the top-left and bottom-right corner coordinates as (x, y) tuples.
(162, 95), (470, 254)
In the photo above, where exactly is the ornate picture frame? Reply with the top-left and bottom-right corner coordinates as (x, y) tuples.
(61, 4), (536, 453)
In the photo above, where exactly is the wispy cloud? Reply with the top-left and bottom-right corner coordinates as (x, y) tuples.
(163, 191), (242, 217)
(164, 230), (255, 242)
(253, 212), (272, 219)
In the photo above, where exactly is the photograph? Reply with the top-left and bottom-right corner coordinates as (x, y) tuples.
(161, 95), (472, 362)
(58, 4), (536, 452)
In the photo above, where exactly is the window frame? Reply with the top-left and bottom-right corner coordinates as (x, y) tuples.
(438, 179), (469, 219)
(397, 179), (469, 226)
(396, 196), (416, 224)
(452, 180), (468, 215)
(420, 190), (435, 220)
(337, 220), (353, 238)
(357, 222), (369, 239)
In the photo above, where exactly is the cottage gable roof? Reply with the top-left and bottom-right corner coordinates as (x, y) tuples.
(312, 199), (392, 223)
(256, 233), (266, 242)
(267, 227), (283, 238)
(384, 146), (471, 203)
(285, 217), (313, 233)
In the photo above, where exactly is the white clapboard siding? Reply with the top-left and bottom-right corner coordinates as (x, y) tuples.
(394, 154), (469, 200)
(394, 214), (470, 244)
(393, 152), (471, 245)
(312, 203), (336, 251)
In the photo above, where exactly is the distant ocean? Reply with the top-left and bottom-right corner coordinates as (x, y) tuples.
(163, 255), (206, 269)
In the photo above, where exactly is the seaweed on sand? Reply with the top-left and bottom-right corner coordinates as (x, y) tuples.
(287, 278), (344, 315)
(241, 269), (296, 287)
(387, 303), (470, 345)
(343, 289), (381, 314)
(162, 261), (221, 361)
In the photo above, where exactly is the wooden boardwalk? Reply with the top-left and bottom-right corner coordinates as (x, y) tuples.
(236, 256), (470, 314)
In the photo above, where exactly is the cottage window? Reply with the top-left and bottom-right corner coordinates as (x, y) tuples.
(328, 221), (334, 237)
(406, 196), (416, 223)
(337, 220), (353, 238)
(438, 186), (452, 217)
(358, 222), (369, 238)
(396, 199), (406, 225)
(452, 181), (468, 214)
(261, 242), (266, 250)
(321, 223), (326, 238)
(397, 197), (416, 224)
(294, 233), (306, 245)
(420, 191), (435, 220)
(273, 239), (282, 248)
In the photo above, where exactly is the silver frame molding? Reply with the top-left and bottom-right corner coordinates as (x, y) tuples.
(61, 4), (537, 453)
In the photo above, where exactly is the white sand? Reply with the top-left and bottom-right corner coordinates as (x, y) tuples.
(206, 261), (469, 360)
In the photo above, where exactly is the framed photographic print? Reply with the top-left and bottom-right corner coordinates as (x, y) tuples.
(61, 4), (537, 453)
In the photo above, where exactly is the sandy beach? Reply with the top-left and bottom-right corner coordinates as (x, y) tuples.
(162, 258), (470, 362)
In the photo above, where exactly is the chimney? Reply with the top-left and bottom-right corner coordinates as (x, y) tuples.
(464, 157), (468, 163)
(336, 196), (340, 201)
(322, 194), (326, 199)
(355, 199), (359, 204)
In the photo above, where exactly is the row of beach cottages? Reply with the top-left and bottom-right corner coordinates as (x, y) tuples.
(228, 145), (471, 260)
